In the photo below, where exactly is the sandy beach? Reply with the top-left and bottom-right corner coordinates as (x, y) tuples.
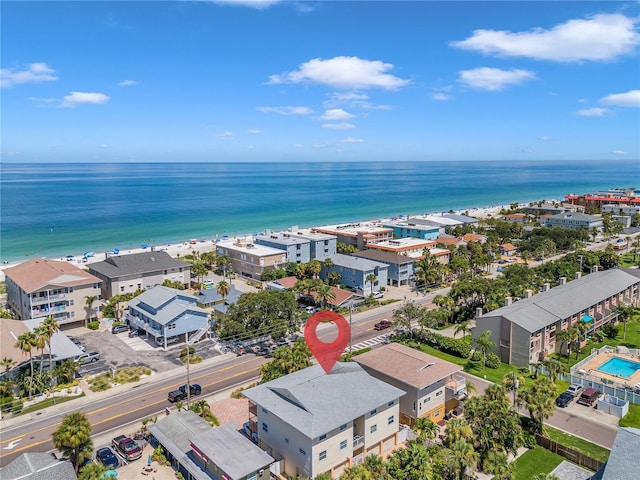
(0, 203), (512, 282)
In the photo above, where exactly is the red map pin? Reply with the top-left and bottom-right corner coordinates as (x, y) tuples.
(304, 310), (350, 374)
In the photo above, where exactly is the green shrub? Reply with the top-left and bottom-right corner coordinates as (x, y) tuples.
(522, 431), (537, 449)
(471, 351), (482, 362)
(87, 321), (100, 330)
(602, 323), (619, 339)
(485, 353), (501, 369)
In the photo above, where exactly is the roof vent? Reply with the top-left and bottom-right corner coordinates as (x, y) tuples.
(419, 362), (436, 371)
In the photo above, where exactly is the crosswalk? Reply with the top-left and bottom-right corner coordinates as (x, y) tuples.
(344, 334), (390, 353)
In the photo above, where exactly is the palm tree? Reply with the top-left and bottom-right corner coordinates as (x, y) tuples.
(453, 321), (470, 339)
(473, 330), (496, 368)
(84, 295), (97, 325)
(1, 357), (16, 374)
(314, 283), (335, 309)
(482, 450), (512, 480)
(555, 328), (573, 357)
(365, 273), (377, 296)
(615, 304), (636, 341)
(32, 326), (47, 374)
(444, 417), (474, 448)
(52, 411), (94, 473)
(42, 316), (59, 392)
(447, 439), (478, 480)
(216, 280), (230, 300)
(216, 254), (232, 282)
(412, 417), (438, 446)
(15, 332), (36, 398)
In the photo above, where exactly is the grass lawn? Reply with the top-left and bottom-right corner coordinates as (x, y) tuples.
(620, 403), (640, 428)
(19, 393), (85, 415)
(512, 447), (563, 480)
(544, 425), (610, 463)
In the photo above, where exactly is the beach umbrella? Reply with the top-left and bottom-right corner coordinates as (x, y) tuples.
(148, 454), (153, 466)
(140, 243), (149, 249)
(113, 247), (120, 254)
(83, 251), (95, 258)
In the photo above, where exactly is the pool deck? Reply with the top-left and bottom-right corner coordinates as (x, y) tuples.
(580, 352), (640, 388)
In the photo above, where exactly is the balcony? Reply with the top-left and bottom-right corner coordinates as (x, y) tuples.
(353, 435), (364, 449)
(30, 293), (65, 305)
(446, 375), (467, 398)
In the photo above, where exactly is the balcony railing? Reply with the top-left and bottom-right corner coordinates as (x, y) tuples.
(30, 293), (65, 305)
(352, 453), (364, 466)
(353, 435), (364, 449)
(446, 375), (467, 397)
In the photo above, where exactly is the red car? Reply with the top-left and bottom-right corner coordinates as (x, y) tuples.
(374, 319), (392, 330)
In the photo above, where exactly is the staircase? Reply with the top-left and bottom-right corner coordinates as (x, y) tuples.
(187, 323), (211, 345)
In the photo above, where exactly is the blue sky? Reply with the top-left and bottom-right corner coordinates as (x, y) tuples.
(2, 1), (639, 162)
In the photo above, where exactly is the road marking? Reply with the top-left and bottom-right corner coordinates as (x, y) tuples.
(3, 439), (22, 450)
(345, 334), (389, 353)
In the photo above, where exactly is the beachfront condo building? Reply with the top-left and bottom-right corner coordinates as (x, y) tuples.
(88, 250), (191, 299)
(351, 250), (415, 286)
(242, 362), (405, 479)
(543, 212), (603, 231)
(382, 221), (440, 241)
(312, 222), (393, 250)
(565, 188), (640, 210)
(284, 229), (337, 262)
(254, 232), (312, 264)
(4, 258), (102, 329)
(321, 254), (388, 294)
(126, 285), (210, 350)
(475, 268), (640, 366)
(216, 237), (287, 280)
(354, 343), (467, 426)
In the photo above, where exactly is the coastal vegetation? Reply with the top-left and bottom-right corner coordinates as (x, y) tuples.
(87, 365), (152, 392)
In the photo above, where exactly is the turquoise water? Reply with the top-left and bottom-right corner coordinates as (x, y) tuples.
(1, 160), (638, 263)
(597, 357), (640, 379)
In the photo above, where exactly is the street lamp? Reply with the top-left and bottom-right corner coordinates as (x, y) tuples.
(349, 300), (354, 353)
(512, 372), (519, 408)
(185, 332), (191, 409)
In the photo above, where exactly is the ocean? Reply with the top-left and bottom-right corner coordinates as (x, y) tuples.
(1, 160), (638, 263)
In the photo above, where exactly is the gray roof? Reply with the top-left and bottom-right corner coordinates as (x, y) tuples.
(0, 452), (76, 480)
(191, 422), (274, 479)
(480, 269), (640, 333)
(148, 411), (214, 480)
(197, 285), (241, 306)
(352, 249), (416, 265)
(546, 212), (601, 222)
(442, 213), (479, 224)
(128, 286), (209, 326)
(255, 234), (310, 247)
(88, 251), (189, 278)
(242, 362), (405, 438)
(331, 253), (388, 271)
(596, 427), (640, 479)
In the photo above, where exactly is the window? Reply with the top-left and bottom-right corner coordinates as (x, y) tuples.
(435, 391), (442, 397)
(299, 448), (306, 455)
(319, 434), (326, 441)
(340, 440), (347, 450)
(285, 438), (289, 444)
(370, 409), (377, 416)
(319, 450), (327, 461)
(423, 397), (430, 403)
(340, 423), (347, 431)
(388, 400), (394, 407)
(262, 423), (268, 432)
(370, 424), (377, 434)
(412, 401), (416, 412)
(262, 407), (268, 414)
(388, 415), (394, 425)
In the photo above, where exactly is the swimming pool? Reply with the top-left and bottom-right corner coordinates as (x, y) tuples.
(596, 357), (640, 379)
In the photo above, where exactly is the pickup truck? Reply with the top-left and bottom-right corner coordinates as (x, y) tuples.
(111, 435), (142, 461)
(75, 352), (100, 364)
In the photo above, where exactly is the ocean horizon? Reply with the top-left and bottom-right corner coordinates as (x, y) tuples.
(1, 160), (638, 264)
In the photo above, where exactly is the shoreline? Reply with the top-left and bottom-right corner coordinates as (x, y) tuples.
(0, 202), (520, 282)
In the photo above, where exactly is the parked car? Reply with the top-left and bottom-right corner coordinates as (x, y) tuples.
(111, 324), (129, 334)
(75, 352), (101, 364)
(178, 384), (202, 396)
(305, 306), (319, 314)
(577, 388), (601, 406)
(555, 392), (574, 408)
(373, 291), (384, 299)
(566, 384), (583, 397)
(374, 319), (393, 330)
(242, 421), (259, 444)
(168, 389), (186, 403)
(203, 279), (214, 286)
(128, 328), (145, 338)
(157, 336), (179, 345)
(96, 447), (119, 468)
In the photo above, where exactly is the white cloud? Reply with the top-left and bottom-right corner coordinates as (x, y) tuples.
(214, 131), (234, 139)
(320, 109), (354, 121)
(293, 144), (304, 148)
(322, 123), (355, 130)
(28, 96), (58, 104)
(458, 67), (535, 91)
(611, 149), (628, 155)
(212, 0), (280, 9)
(432, 92), (453, 101)
(450, 13), (640, 62)
(1, 62), (58, 88)
(600, 90), (640, 108)
(257, 106), (313, 115)
(576, 107), (608, 117)
(539, 136), (552, 141)
(340, 137), (364, 143)
(247, 129), (263, 134)
(268, 56), (409, 90)
(60, 92), (109, 108)
(118, 80), (138, 86)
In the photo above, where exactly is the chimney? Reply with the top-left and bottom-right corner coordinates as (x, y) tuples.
(575, 271), (582, 280)
(505, 297), (513, 307)
(525, 289), (533, 298)
(558, 277), (567, 286)
(475, 307), (483, 319)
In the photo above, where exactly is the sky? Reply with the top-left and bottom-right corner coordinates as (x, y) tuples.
(2, 1), (639, 163)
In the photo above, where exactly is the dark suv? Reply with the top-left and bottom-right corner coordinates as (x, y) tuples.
(179, 384), (202, 396)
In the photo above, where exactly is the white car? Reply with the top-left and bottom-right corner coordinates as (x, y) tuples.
(203, 279), (214, 286)
(373, 291), (384, 299)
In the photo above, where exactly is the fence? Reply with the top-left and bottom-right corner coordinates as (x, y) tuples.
(535, 434), (604, 472)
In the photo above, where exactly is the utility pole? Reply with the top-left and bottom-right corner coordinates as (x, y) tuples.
(186, 332), (191, 409)
(349, 301), (353, 353)
(512, 372), (519, 409)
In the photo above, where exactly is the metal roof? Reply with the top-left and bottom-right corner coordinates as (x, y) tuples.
(330, 253), (388, 271)
(88, 251), (189, 278)
(0, 452), (76, 480)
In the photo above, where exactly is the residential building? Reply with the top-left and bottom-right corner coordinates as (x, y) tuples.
(266, 276), (361, 309)
(402, 214), (463, 229)
(285, 229), (337, 262)
(544, 212), (603, 231)
(565, 189), (640, 210)
(354, 343), (467, 425)
(475, 268), (640, 366)
(498, 243), (518, 257)
(461, 233), (487, 244)
(148, 411), (274, 480)
(502, 213), (528, 223)
(126, 286), (210, 349)
(4, 258), (102, 329)
(365, 238), (436, 258)
(322, 254), (388, 294)
(242, 362), (405, 479)
(88, 251), (190, 299)
(197, 284), (242, 320)
(0, 452), (76, 480)
(254, 232), (311, 264)
(216, 237), (287, 279)
(352, 250), (416, 286)
(382, 221), (440, 241)
(312, 222), (393, 250)
(601, 204), (640, 216)
(590, 427), (640, 480)
(435, 236), (466, 249)
(524, 204), (568, 216)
